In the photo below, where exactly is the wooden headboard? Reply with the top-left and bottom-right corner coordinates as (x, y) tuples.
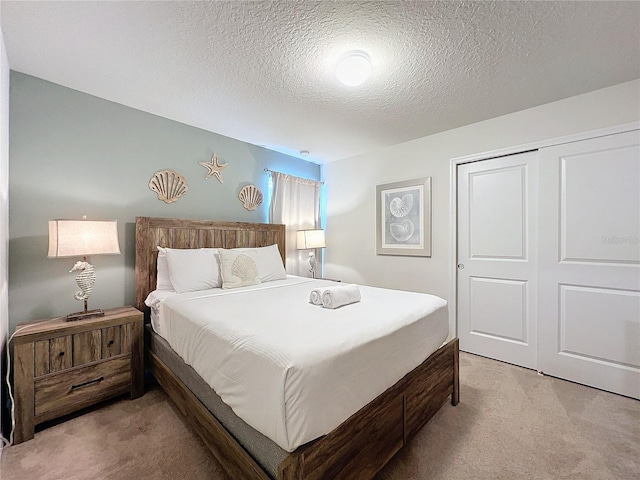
(135, 217), (286, 314)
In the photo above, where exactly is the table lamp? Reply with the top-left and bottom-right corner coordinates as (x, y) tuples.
(48, 217), (121, 321)
(296, 229), (325, 279)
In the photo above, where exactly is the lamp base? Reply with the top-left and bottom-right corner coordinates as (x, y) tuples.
(66, 308), (105, 322)
(308, 251), (317, 279)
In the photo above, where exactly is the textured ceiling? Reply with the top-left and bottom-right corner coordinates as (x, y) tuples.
(1, 1), (639, 163)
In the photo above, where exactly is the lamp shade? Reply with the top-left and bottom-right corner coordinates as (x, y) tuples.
(297, 229), (326, 250)
(48, 219), (121, 258)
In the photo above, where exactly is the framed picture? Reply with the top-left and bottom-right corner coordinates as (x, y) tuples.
(376, 177), (432, 257)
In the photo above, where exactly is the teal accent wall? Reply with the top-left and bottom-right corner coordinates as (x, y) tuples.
(8, 72), (320, 331)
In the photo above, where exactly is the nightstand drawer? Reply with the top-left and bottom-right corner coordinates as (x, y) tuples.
(35, 356), (131, 417)
(34, 324), (133, 376)
(34, 335), (74, 375)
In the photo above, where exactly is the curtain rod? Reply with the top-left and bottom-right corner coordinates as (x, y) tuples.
(263, 168), (324, 185)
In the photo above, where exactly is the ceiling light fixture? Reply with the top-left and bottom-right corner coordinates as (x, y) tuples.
(300, 150), (310, 156)
(335, 51), (371, 87)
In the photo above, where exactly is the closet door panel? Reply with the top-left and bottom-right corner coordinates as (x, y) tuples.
(457, 151), (538, 369)
(561, 145), (640, 264)
(559, 285), (640, 368)
(538, 130), (640, 399)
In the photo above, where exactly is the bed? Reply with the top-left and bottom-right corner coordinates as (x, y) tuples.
(135, 216), (459, 480)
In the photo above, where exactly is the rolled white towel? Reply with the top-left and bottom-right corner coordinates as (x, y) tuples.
(309, 288), (324, 306)
(321, 284), (361, 309)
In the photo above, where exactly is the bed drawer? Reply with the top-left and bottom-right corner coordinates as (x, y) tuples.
(34, 356), (131, 418)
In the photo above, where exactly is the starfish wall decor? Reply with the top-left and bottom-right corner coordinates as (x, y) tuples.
(199, 153), (228, 183)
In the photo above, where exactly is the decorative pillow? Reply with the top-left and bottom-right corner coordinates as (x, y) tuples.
(156, 247), (174, 291)
(219, 248), (261, 289)
(165, 248), (221, 293)
(235, 244), (287, 282)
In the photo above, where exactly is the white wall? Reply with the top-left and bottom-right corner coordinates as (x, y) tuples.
(0, 26), (9, 443)
(323, 79), (640, 335)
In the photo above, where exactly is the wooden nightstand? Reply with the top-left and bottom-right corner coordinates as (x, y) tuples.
(12, 306), (144, 444)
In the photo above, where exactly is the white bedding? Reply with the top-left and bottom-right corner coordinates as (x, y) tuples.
(147, 276), (448, 452)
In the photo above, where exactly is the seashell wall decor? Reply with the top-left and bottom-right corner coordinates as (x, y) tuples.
(238, 184), (263, 211)
(149, 170), (188, 203)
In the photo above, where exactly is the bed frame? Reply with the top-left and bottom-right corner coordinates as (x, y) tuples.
(135, 216), (459, 480)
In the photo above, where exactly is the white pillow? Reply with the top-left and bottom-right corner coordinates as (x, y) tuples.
(156, 247), (174, 291)
(219, 248), (261, 289)
(165, 248), (221, 293)
(235, 244), (287, 282)
(257, 244), (287, 282)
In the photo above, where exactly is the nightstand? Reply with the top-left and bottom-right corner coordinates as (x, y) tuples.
(12, 306), (144, 444)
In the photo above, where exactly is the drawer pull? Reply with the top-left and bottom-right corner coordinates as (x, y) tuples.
(58, 351), (65, 356)
(108, 340), (114, 346)
(70, 376), (104, 391)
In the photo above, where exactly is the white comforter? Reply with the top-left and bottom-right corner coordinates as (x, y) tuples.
(148, 276), (448, 452)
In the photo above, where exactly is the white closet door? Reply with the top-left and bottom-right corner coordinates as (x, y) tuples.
(538, 130), (640, 399)
(457, 151), (538, 369)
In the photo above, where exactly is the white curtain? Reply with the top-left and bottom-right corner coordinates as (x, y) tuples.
(269, 172), (321, 276)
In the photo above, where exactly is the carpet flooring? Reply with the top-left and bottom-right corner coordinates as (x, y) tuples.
(1, 352), (638, 480)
